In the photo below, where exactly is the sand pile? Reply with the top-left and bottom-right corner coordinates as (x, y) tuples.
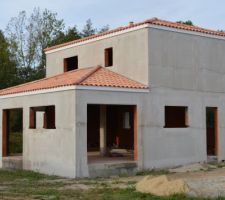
(136, 175), (189, 196)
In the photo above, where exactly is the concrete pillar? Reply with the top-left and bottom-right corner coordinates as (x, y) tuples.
(100, 105), (107, 156)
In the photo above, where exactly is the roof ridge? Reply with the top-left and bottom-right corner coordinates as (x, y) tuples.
(150, 18), (225, 36)
(80, 66), (149, 88)
(76, 66), (102, 84)
(106, 68), (149, 87)
(44, 17), (225, 52)
(144, 17), (159, 23)
(44, 18), (152, 52)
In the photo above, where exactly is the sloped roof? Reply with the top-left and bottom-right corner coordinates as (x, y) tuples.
(45, 18), (225, 52)
(0, 66), (148, 96)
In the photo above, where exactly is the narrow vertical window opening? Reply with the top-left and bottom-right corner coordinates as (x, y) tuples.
(105, 47), (113, 67)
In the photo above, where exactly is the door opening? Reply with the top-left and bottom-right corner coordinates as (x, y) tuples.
(87, 104), (137, 164)
(206, 107), (218, 156)
(2, 109), (23, 157)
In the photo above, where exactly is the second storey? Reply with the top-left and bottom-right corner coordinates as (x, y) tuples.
(45, 24), (149, 85)
(45, 18), (225, 93)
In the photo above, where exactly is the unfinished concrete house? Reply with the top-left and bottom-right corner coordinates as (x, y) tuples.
(1, 18), (225, 177)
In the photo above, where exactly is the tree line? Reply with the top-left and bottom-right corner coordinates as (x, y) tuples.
(0, 8), (109, 89)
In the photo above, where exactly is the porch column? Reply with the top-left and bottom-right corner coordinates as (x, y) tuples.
(100, 105), (107, 156)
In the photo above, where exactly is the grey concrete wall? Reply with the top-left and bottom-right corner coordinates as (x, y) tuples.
(74, 89), (147, 177)
(142, 87), (225, 169)
(149, 28), (225, 92)
(0, 90), (76, 177)
(46, 29), (149, 85)
(2, 26), (225, 177)
(143, 28), (225, 169)
(75, 87), (214, 175)
(38, 28), (225, 175)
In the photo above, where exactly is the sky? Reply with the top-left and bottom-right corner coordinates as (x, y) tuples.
(1, 0), (225, 32)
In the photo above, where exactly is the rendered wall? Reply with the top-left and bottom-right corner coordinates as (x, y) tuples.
(46, 28), (149, 85)
(0, 90), (76, 177)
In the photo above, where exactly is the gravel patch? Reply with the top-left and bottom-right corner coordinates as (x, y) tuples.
(186, 176), (225, 198)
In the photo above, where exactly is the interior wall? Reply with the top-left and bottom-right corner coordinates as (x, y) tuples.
(87, 105), (135, 152)
(106, 105), (134, 149)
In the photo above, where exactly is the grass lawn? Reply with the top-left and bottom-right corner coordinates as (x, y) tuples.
(0, 169), (225, 200)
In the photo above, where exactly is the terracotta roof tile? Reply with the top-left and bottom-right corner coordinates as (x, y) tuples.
(45, 18), (225, 52)
(0, 66), (148, 96)
(80, 67), (148, 89)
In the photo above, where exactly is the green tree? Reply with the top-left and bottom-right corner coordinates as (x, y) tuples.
(177, 20), (194, 26)
(98, 25), (110, 33)
(49, 20), (109, 47)
(6, 8), (65, 82)
(81, 19), (97, 37)
(5, 8), (110, 85)
(49, 26), (81, 47)
(0, 30), (17, 89)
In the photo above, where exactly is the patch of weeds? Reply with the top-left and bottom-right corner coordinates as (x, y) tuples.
(100, 188), (225, 200)
(111, 180), (124, 184)
(2, 169), (225, 199)
(127, 180), (137, 185)
(77, 180), (100, 186)
(0, 169), (57, 182)
(98, 182), (109, 188)
(216, 163), (225, 168)
(8, 185), (63, 199)
(136, 169), (172, 176)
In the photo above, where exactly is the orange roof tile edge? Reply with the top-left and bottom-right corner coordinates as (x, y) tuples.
(45, 18), (225, 52)
(0, 67), (99, 96)
(0, 66), (148, 96)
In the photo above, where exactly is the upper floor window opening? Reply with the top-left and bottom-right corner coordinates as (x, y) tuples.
(64, 56), (78, 72)
(105, 47), (113, 67)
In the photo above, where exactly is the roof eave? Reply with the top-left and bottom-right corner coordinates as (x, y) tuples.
(44, 23), (149, 54)
(148, 24), (225, 41)
(0, 85), (149, 99)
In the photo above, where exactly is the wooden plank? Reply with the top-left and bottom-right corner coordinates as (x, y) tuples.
(29, 108), (36, 129)
(2, 110), (8, 157)
(134, 106), (138, 161)
(215, 108), (219, 156)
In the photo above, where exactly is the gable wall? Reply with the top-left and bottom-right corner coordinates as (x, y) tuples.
(46, 28), (149, 85)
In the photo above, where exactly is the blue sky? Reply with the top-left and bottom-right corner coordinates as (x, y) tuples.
(1, 0), (225, 31)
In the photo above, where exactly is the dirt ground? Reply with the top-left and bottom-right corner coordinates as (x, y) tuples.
(169, 167), (225, 197)
(1, 163), (225, 199)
